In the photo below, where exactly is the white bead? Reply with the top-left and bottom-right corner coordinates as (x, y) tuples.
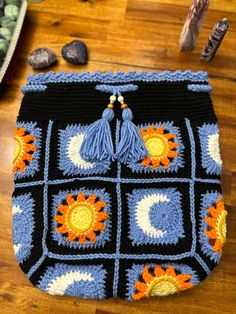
(110, 95), (116, 102)
(118, 95), (124, 103)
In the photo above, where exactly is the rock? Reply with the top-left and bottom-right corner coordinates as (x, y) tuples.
(28, 47), (57, 69)
(0, 0), (4, 10)
(5, 0), (21, 7)
(0, 27), (11, 40)
(0, 38), (9, 54)
(4, 4), (19, 21)
(61, 40), (88, 65)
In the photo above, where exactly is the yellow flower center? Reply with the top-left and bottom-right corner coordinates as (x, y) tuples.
(66, 202), (95, 233)
(144, 134), (168, 158)
(217, 210), (227, 243)
(147, 276), (180, 297)
(14, 136), (23, 163)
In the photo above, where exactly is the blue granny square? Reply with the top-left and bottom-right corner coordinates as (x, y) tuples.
(38, 263), (107, 299)
(58, 124), (110, 176)
(198, 123), (222, 175)
(127, 188), (184, 245)
(12, 193), (35, 263)
(14, 121), (41, 179)
(51, 188), (112, 249)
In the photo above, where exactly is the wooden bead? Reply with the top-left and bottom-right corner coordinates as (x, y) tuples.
(107, 103), (114, 109)
(118, 95), (124, 103)
(110, 95), (116, 102)
(121, 103), (128, 109)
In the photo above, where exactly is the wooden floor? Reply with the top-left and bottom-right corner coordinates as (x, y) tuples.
(0, 0), (236, 313)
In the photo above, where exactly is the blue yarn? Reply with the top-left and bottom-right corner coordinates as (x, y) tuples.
(116, 108), (149, 163)
(80, 108), (114, 162)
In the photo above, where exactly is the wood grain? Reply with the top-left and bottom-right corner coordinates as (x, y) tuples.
(0, 0), (235, 313)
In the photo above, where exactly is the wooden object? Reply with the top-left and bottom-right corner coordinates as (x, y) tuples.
(201, 18), (229, 61)
(179, 0), (210, 51)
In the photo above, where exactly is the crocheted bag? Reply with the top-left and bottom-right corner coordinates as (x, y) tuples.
(12, 70), (227, 300)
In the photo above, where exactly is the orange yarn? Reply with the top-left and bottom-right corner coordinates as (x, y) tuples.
(204, 197), (227, 254)
(54, 192), (109, 245)
(140, 125), (178, 169)
(133, 265), (193, 300)
(13, 127), (36, 173)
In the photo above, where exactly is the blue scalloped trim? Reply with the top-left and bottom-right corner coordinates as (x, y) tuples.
(126, 263), (200, 300)
(24, 70), (208, 86)
(51, 188), (112, 249)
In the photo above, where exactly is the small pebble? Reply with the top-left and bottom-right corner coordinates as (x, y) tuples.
(28, 47), (57, 69)
(0, 27), (11, 40)
(6, 20), (16, 32)
(4, 4), (19, 21)
(1, 16), (15, 30)
(5, 0), (21, 6)
(61, 40), (88, 65)
(0, 38), (9, 54)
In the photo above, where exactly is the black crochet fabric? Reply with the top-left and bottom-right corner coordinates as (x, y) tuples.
(12, 71), (226, 300)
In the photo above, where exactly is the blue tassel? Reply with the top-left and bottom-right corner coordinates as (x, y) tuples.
(116, 107), (149, 163)
(80, 107), (114, 162)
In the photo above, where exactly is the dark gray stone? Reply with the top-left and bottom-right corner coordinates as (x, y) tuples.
(0, 0), (4, 11)
(61, 40), (88, 65)
(28, 47), (57, 69)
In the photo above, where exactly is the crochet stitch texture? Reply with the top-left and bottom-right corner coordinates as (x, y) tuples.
(12, 70), (226, 300)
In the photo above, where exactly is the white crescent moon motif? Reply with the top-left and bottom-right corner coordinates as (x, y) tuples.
(207, 133), (222, 165)
(67, 133), (95, 169)
(136, 193), (169, 238)
(46, 271), (94, 295)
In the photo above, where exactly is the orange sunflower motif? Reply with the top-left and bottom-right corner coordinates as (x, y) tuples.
(133, 265), (193, 300)
(54, 192), (109, 244)
(140, 125), (178, 170)
(204, 197), (227, 254)
(13, 127), (37, 173)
